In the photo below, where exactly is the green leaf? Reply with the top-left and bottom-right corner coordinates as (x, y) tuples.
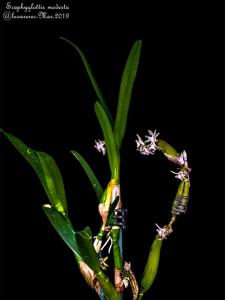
(114, 40), (142, 148)
(0, 129), (67, 215)
(43, 205), (81, 261)
(37, 152), (67, 215)
(71, 150), (103, 202)
(0, 128), (43, 178)
(94, 102), (119, 179)
(44, 207), (120, 299)
(99, 188), (107, 204)
(139, 238), (163, 297)
(60, 36), (114, 126)
(76, 226), (101, 273)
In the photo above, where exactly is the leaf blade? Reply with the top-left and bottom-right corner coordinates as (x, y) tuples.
(94, 102), (119, 179)
(43, 205), (81, 261)
(114, 40), (142, 148)
(37, 151), (68, 215)
(0, 129), (67, 215)
(0, 128), (43, 178)
(76, 226), (101, 273)
(71, 150), (103, 202)
(76, 227), (120, 299)
(60, 36), (114, 126)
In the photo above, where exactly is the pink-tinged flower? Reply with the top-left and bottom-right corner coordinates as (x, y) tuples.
(170, 169), (189, 181)
(176, 150), (188, 167)
(94, 140), (106, 155)
(135, 129), (160, 155)
(155, 224), (168, 240)
(145, 129), (160, 145)
(135, 134), (145, 148)
(155, 224), (172, 240)
(135, 134), (150, 155)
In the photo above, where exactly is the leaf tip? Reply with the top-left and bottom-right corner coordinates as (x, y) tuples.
(71, 150), (80, 161)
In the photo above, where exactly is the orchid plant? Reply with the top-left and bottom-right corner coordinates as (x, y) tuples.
(0, 39), (191, 300)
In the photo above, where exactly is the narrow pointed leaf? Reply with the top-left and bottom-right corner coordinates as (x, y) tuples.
(43, 205), (81, 261)
(0, 129), (67, 215)
(60, 36), (113, 126)
(139, 238), (162, 297)
(71, 150), (103, 201)
(76, 226), (101, 273)
(114, 40), (142, 148)
(94, 102), (119, 179)
(0, 128), (43, 178)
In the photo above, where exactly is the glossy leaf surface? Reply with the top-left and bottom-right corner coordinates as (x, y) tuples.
(0, 129), (67, 215)
(37, 152), (67, 215)
(76, 226), (101, 273)
(43, 205), (81, 261)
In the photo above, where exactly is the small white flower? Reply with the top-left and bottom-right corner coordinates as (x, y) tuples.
(135, 134), (151, 155)
(155, 224), (168, 240)
(140, 146), (152, 155)
(135, 134), (145, 148)
(145, 129), (160, 144)
(171, 169), (189, 181)
(147, 143), (158, 154)
(94, 140), (106, 155)
(155, 224), (172, 240)
(176, 150), (188, 168)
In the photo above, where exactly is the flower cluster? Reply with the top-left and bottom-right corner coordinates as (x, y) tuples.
(135, 129), (160, 155)
(94, 140), (106, 155)
(171, 150), (191, 181)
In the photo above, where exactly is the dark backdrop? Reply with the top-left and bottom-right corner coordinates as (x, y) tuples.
(0, 1), (224, 300)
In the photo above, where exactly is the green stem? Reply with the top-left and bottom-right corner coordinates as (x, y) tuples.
(96, 271), (120, 300)
(98, 251), (106, 300)
(119, 228), (123, 263)
(112, 153), (123, 300)
(111, 227), (123, 270)
(137, 293), (144, 300)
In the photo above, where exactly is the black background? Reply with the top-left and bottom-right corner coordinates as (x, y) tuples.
(0, 1), (224, 300)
